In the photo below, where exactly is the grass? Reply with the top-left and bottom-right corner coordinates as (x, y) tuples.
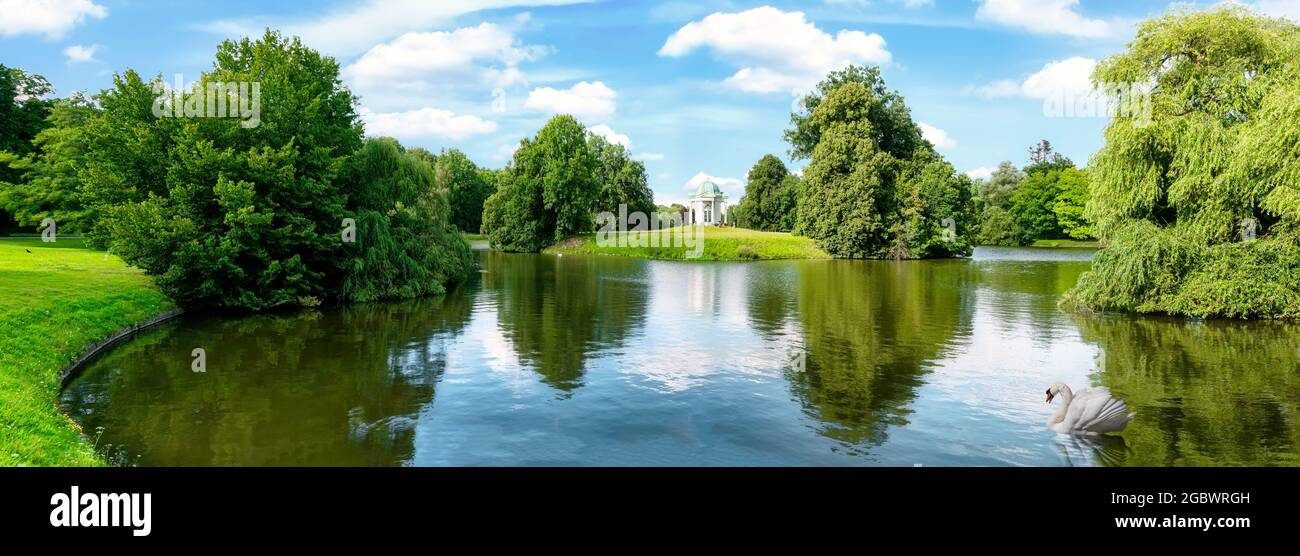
(0, 238), (173, 466)
(461, 233), (488, 241)
(543, 226), (830, 261)
(1029, 238), (1102, 248)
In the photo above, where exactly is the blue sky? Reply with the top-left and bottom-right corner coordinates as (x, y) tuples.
(2, 0), (1296, 205)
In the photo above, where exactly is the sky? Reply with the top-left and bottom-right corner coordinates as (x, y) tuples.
(2, 0), (1298, 206)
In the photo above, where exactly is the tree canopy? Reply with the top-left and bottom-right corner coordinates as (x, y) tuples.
(794, 73), (974, 259)
(1064, 6), (1300, 319)
(734, 154), (797, 232)
(482, 115), (599, 252)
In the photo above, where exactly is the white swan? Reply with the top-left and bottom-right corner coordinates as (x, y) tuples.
(1045, 383), (1135, 435)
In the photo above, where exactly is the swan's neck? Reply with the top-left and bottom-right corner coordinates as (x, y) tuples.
(1047, 386), (1074, 426)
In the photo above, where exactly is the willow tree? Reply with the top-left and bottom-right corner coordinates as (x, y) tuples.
(1064, 6), (1300, 319)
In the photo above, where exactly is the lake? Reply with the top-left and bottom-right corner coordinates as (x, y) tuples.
(60, 247), (1300, 466)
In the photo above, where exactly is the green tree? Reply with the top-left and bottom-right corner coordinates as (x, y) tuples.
(433, 148), (490, 233)
(0, 65), (56, 234)
(96, 30), (473, 310)
(979, 161), (1024, 210)
(796, 82), (896, 258)
(734, 154), (798, 232)
(588, 133), (653, 218)
(335, 138), (472, 302)
(1025, 139), (1072, 174)
(483, 115), (599, 252)
(1052, 167), (1093, 240)
(1064, 6), (1300, 319)
(1010, 168), (1067, 244)
(0, 94), (97, 233)
(785, 65), (925, 161)
(795, 77), (974, 259)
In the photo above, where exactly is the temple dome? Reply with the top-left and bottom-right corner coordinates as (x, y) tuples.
(694, 180), (723, 197)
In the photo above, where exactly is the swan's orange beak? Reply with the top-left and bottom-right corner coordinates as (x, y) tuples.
(1045, 389), (1054, 403)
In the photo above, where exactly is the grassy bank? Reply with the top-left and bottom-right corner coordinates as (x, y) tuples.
(1029, 239), (1102, 248)
(544, 226), (830, 261)
(0, 238), (173, 466)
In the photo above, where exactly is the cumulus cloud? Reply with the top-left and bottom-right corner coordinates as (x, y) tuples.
(343, 22), (544, 91)
(658, 6), (891, 95)
(0, 0), (107, 39)
(588, 124), (630, 148)
(975, 0), (1111, 38)
(965, 167), (995, 180)
(972, 57), (1097, 101)
(360, 107), (498, 140)
(62, 44), (102, 64)
(918, 122), (956, 150)
(524, 81), (617, 120)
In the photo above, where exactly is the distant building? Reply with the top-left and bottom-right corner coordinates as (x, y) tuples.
(688, 180), (728, 226)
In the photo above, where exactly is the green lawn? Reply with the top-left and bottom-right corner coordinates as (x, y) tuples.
(543, 226), (830, 261)
(461, 233), (488, 241)
(0, 238), (173, 466)
(1029, 238), (1103, 248)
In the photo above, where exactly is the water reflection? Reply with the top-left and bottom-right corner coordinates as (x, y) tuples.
(788, 260), (975, 451)
(1076, 315), (1300, 466)
(480, 251), (649, 392)
(60, 248), (1300, 466)
(60, 296), (473, 465)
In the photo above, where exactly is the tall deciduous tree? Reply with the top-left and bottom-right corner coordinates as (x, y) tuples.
(482, 115), (598, 252)
(735, 154), (797, 232)
(589, 133), (654, 218)
(101, 30), (475, 310)
(433, 148), (491, 234)
(785, 65), (925, 161)
(794, 77), (974, 259)
(0, 94), (97, 233)
(0, 65), (55, 234)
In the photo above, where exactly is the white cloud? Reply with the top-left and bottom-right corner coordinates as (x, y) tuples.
(658, 6), (891, 95)
(360, 107), (498, 140)
(201, 1), (587, 57)
(965, 167), (994, 180)
(975, 0), (1110, 38)
(684, 172), (743, 198)
(0, 0), (106, 39)
(588, 124), (631, 148)
(493, 142), (522, 162)
(62, 44), (102, 64)
(524, 81), (617, 120)
(634, 152), (665, 162)
(973, 57), (1097, 100)
(918, 122), (956, 150)
(343, 23), (544, 91)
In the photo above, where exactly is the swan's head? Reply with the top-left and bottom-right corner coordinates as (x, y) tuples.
(1045, 383), (1067, 403)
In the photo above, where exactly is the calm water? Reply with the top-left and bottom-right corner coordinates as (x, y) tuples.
(61, 247), (1300, 466)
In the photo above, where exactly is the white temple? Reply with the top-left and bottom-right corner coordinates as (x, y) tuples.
(688, 180), (728, 226)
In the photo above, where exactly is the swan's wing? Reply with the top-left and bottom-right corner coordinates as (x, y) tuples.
(1078, 391), (1134, 433)
(1063, 389), (1122, 432)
